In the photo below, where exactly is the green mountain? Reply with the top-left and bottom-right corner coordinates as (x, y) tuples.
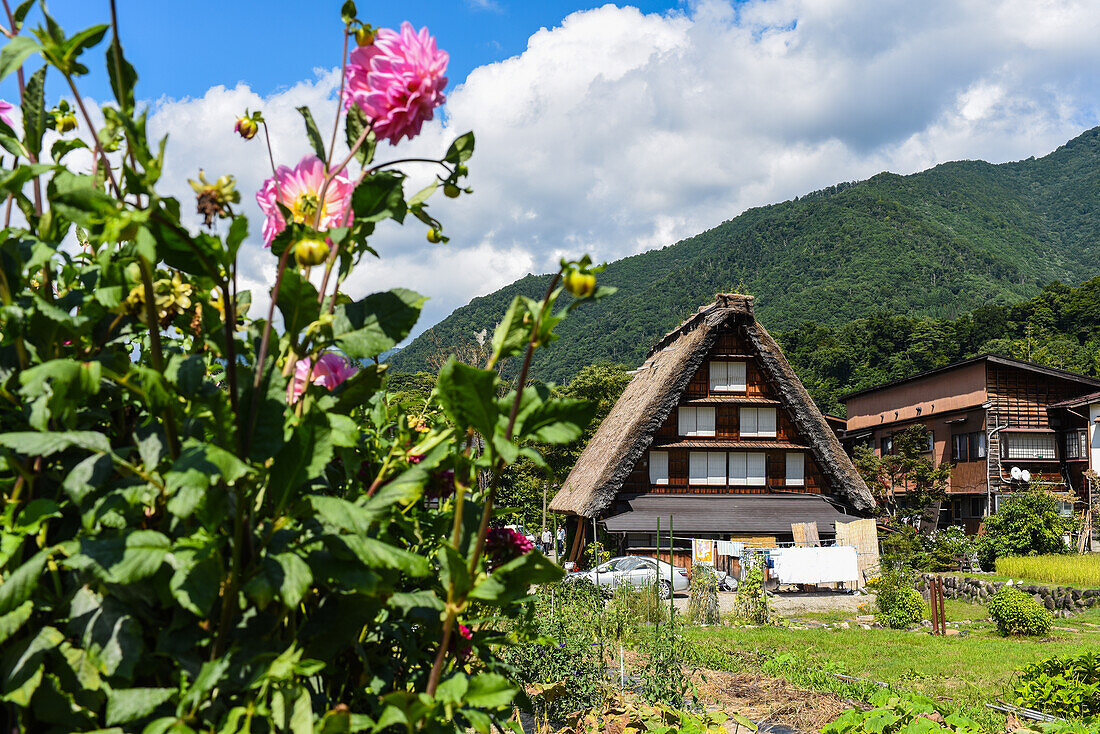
(390, 127), (1100, 384)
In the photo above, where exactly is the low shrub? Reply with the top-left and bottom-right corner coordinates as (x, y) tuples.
(869, 563), (926, 628)
(977, 490), (1072, 571)
(997, 555), (1100, 587)
(1012, 653), (1100, 720)
(823, 690), (983, 734)
(988, 586), (1053, 636)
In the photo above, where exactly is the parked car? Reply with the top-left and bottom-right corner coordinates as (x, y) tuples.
(503, 524), (536, 546)
(568, 555), (689, 599)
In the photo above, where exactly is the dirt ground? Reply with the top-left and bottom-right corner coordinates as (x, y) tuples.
(694, 668), (865, 733)
(674, 589), (876, 617)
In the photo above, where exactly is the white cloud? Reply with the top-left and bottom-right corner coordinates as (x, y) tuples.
(142, 0), (1100, 339)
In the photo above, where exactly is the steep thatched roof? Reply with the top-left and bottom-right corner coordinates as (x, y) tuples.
(549, 294), (874, 517)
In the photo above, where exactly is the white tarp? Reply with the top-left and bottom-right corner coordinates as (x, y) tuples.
(770, 546), (859, 584)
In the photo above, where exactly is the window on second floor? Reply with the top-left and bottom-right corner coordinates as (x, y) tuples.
(951, 431), (986, 462)
(729, 452), (766, 485)
(880, 435), (893, 455)
(1002, 432), (1057, 460)
(689, 451), (726, 485)
(740, 407), (777, 438)
(1065, 429), (1088, 460)
(709, 360), (747, 391)
(678, 406), (715, 436)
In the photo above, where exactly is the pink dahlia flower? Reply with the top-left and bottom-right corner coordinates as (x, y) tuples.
(485, 527), (534, 569)
(256, 155), (355, 246)
(287, 352), (358, 404)
(343, 22), (448, 145)
(0, 100), (14, 128)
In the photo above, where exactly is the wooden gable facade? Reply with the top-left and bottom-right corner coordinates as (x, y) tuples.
(549, 294), (873, 562)
(616, 322), (833, 498)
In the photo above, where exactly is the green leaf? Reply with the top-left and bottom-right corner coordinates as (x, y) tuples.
(71, 529), (170, 584)
(226, 215), (248, 259)
(0, 601), (33, 645)
(463, 673), (516, 708)
(444, 131), (475, 164)
(169, 546), (220, 617)
(21, 66), (46, 159)
(0, 36), (39, 83)
(0, 625), (63, 706)
(277, 267), (321, 338)
(350, 172), (406, 224)
(345, 105), (374, 165)
(275, 552), (313, 607)
(310, 496), (378, 535)
(490, 297), (534, 366)
(337, 536), (430, 576)
(267, 413), (332, 511)
(14, 498), (60, 534)
(0, 430), (110, 456)
(106, 687), (175, 725)
(297, 105), (327, 161)
(332, 288), (425, 360)
(106, 37), (137, 112)
(62, 453), (112, 503)
(437, 545), (471, 599)
(468, 551), (563, 605)
(436, 358), (500, 438)
(67, 587), (143, 678)
(59, 640), (101, 691)
(0, 548), (48, 615)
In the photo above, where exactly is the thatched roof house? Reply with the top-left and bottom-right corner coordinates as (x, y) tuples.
(550, 294), (874, 561)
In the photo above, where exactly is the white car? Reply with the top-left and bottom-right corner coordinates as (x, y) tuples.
(503, 524), (536, 546)
(569, 555), (690, 599)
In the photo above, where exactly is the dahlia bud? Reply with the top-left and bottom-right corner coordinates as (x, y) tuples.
(50, 101), (78, 133)
(294, 237), (330, 268)
(56, 113), (78, 133)
(443, 184), (460, 198)
(234, 116), (258, 140)
(426, 228), (442, 243)
(354, 25), (375, 46)
(564, 269), (596, 298)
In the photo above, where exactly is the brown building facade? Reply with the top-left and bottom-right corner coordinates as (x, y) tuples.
(550, 294), (874, 562)
(843, 355), (1100, 531)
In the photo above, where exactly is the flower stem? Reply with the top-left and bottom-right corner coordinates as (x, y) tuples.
(63, 73), (121, 199)
(327, 27), (350, 165)
(247, 243), (293, 445)
(0, 0), (39, 215)
(137, 257), (179, 459)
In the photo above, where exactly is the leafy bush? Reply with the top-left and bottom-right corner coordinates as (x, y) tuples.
(687, 564), (720, 625)
(988, 586), (1054, 636)
(998, 555), (1100, 587)
(823, 690), (983, 734)
(869, 563), (926, 628)
(977, 491), (1072, 571)
(1011, 653), (1100, 721)
(925, 526), (975, 572)
(503, 581), (609, 720)
(0, 4), (612, 731)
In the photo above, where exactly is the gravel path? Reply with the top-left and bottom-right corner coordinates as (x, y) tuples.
(674, 589), (875, 616)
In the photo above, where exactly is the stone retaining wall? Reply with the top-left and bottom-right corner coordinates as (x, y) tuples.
(918, 574), (1100, 618)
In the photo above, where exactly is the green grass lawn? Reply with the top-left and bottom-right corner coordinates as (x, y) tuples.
(681, 599), (1100, 729)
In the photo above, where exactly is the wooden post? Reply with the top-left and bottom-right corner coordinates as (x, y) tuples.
(929, 577), (940, 635)
(938, 577), (947, 633)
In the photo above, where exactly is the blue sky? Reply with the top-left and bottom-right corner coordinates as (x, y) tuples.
(5, 1), (1100, 339)
(18, 1), (685, 102)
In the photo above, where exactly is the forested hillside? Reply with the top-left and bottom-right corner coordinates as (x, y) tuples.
(780, 276), (1100, 416)
(391, 126), (1100, 383)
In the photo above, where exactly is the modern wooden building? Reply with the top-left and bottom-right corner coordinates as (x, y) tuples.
(842, 355), (1100, 531)
(549, 294), (875, 563)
